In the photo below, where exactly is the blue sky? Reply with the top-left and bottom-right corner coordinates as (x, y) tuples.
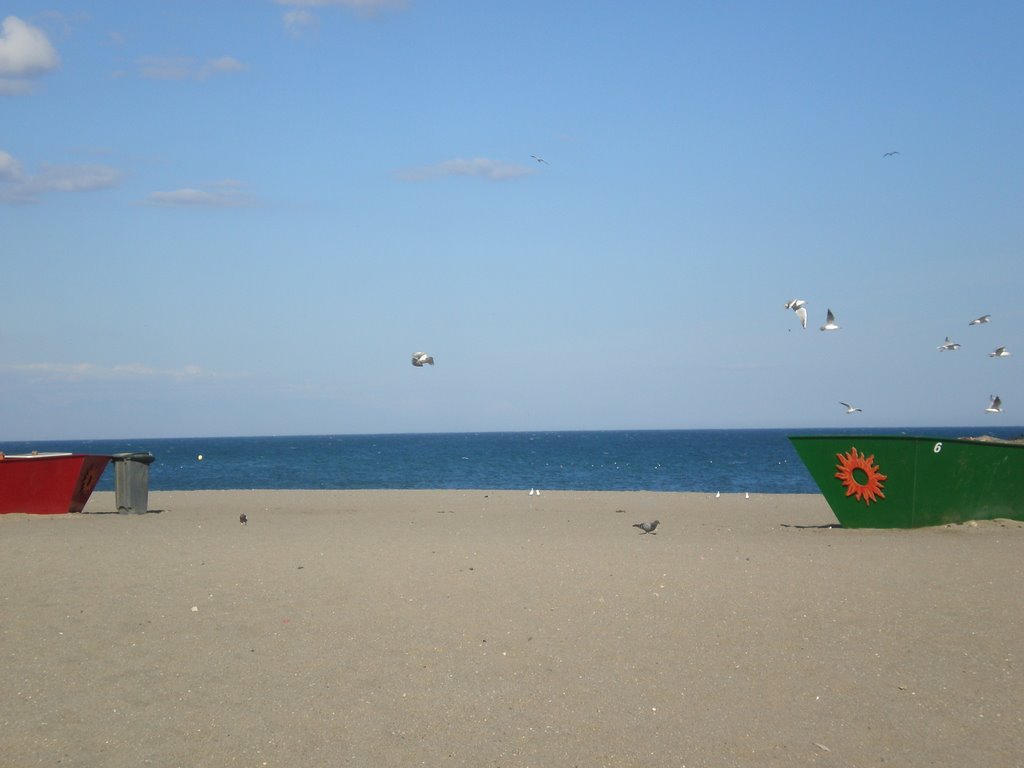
(2, 1), (1022, 440)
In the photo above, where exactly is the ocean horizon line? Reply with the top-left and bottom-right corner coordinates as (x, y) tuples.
(7, 428), (1024, 495)
(9, 424), (1024, 445)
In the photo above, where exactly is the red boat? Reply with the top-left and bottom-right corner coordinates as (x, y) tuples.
(0, 453), (111, 515)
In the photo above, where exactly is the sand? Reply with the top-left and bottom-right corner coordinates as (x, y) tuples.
(2, 489), (1022, 767)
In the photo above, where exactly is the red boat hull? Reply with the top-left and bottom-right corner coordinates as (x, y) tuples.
(0, 454), (111, 514)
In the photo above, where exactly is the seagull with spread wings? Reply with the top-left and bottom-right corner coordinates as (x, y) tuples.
(784, 299), (808, 329)
(820, 309), (840, 331)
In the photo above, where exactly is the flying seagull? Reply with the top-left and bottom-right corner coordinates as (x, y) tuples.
(883, 151), (900, 157)
(938, 337), (960, 352)
(840, 402), (862, 414)
(632, 520), (659, 534)
(985, 395), (1003, 414)
(411, 352), (435, 367)
(820, 309), (840, 331)
(990, 346), (1011, 358)
(784, 299), (808, 329)
(969, 314), (991, 326)
(530, 155), (548, 164)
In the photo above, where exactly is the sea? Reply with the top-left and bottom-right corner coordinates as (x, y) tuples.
(6, 427), (1023, 494)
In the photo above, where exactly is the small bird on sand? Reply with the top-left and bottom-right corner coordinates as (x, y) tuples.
(239, 513), (247, 525)
(969, 314), (991, 326)
(715, 491), (721, 499)
(820, 309), (840, 331)
(411, 352), (435, 367)
(633, 520), (659, 534)
(840, 401), (862, 414)
(985, 395), (1003, 414)
(938, 337), (960, 351)
(990, 346), (1011, 358)
(784, 299), (808, 329)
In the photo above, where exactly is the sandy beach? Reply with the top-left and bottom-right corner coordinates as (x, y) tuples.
(2, 490), (1022, 767)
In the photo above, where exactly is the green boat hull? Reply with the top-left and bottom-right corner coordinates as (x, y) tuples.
(789, 435), (1024, 528)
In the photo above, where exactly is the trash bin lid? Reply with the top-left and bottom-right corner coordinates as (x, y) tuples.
(111, 451), (155, 464)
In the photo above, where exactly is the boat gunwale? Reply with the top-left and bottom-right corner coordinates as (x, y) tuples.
(788, 434), (1024, 449)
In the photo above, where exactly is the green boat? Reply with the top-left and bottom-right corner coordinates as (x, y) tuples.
(789, 434), (1024, 528)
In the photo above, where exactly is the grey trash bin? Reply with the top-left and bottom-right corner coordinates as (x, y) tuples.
(112, 452), (155, 514)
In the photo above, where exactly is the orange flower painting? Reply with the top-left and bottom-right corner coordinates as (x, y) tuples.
(834, 447), (887, 505)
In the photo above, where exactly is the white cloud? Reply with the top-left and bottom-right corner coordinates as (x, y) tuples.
(33, 164), (122, 192)
(276, 0), (407, 30)
(208, 56), (246, 74)
(145, 179), (257, 208)
(283, 9), (318, 36)
(275, 0), (408, 9)
(397, 157), (535, 182)
(0, 148), (122, 204)
(0, 16), (59, 75)
(0, 15), (60, 95)
(0, 77), (32, 95)
(4, 362), (213, 383)
(35, 11), (89, 41)
(0, 149), (22, 179)
(139, 55), (247, 81)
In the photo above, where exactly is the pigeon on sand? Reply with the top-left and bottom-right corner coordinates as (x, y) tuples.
(411, 352), (435, 367)
(633, 520), (659, 534)
(784, 299), (807, 329)
(239, 513), (247, 525)
(938, 337), (960, 352)
(820, 309), (840, 331)
(985, 395), (1003, 414)
(840, 402), (862, 414)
